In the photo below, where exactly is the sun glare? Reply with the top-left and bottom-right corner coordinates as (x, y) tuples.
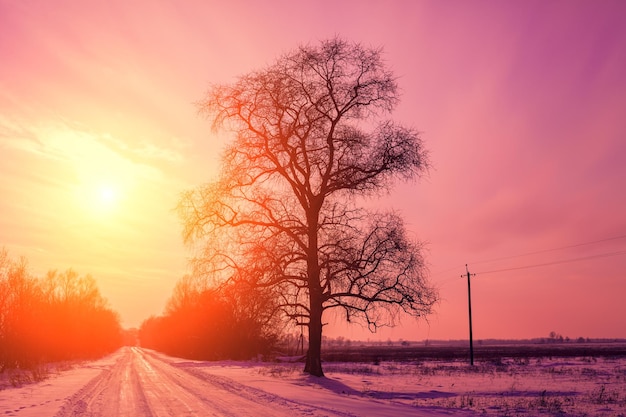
(91, 182), (121, 214)
(46, 127), (154, 227)
(75, 178), (125, 219)
(98, 185), (117, 205)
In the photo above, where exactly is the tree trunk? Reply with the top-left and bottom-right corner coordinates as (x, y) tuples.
(304, 205), (324, 377)
(304, 289), (324, 377)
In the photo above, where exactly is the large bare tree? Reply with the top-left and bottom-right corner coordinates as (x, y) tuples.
(179, 38), (437, 376)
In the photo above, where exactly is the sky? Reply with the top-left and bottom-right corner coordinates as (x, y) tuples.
(1, 0), (625, 341)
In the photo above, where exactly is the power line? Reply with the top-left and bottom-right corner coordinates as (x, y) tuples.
(476, 249), (626, 276)
(470, 234), (626, 267)
(431, 233), (626, 280)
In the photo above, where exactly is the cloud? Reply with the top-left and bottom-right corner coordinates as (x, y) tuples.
(99, 133), (187, 165)
(0, 115), (188, 186)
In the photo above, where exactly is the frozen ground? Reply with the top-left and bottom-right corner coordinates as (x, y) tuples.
(0, 346), (624, 416)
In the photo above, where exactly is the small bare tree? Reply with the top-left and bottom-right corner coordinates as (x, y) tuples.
(180, 38), (438, 376)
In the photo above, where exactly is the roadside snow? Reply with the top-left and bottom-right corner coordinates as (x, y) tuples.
(1, 347), (624, 416)
(0, 348), (478, 416)
(0, 350), (123, 417)
(164, 352), (626, 417)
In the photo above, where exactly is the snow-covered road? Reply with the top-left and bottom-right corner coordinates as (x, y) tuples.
(55, 347), (353, 417)
(2, 347), (470, 417)
(4, 346), (624, 416)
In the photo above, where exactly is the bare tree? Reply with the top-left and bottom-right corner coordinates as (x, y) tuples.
(179, 38), (438, 376)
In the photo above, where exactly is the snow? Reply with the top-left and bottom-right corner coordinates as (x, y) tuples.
(1, 347), (625, 416)
(0, 351), (122, 417)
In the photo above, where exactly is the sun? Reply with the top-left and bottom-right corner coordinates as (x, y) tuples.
(98, 185), (117, 205)
(88, 181), (123, 216)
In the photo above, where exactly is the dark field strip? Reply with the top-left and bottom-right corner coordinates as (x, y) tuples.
(320, 343), (626, 363)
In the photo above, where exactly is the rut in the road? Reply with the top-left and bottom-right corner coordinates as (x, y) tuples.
(55, 347), (357, 417)
(55, 348), (151, 417)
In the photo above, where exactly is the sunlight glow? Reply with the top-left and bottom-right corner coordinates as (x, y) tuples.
(77, 178), (126, 219)
(32, 126), (144, 220)
(96, 183), (119, 209)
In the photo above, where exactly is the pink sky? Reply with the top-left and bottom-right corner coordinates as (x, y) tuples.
(1, 0), (625, 341)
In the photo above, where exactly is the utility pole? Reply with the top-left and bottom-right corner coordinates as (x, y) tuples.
(299, 323), (304, 355)
(464, 264), (475, 366)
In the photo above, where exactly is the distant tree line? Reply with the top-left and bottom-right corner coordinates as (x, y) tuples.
(0, 248), (122, 371)
(139, 275), (281, 360)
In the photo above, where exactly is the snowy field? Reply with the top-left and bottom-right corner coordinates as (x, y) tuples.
(0, 346), (625, 416)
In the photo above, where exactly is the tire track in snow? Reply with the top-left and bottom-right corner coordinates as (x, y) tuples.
(54, 348), (152, 417)
(143, 349), (359, 417)
(131, 347), (235, 417)
(55, 347), (357, 417)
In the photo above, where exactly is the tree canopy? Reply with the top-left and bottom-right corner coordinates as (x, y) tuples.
(180, 38), (438, 376)
(0, 248), (122, 371)
(139, 276), (279, 360)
